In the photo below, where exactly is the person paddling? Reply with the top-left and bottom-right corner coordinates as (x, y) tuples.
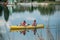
(21, 20), (26, 26)
(20, 20), (27, 35)
(32, 20), (37, 26)
(32, 20), (37, 35)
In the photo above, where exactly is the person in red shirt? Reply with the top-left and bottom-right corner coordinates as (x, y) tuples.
(20, 20), (26, 35)
(32, 20), (37, 26)
(21, 20), (26, 26)
(32, 20), (37, 35)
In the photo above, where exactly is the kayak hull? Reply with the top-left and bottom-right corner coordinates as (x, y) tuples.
(10, 24), (44, 32)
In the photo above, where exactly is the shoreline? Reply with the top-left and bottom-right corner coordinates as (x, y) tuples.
(0, 1), (60, 5)
(0, 1), (60, 6)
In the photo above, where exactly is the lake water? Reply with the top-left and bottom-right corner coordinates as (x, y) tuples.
(0, 4), (60, 40)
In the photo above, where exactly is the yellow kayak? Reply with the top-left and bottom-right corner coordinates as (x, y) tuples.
(10, 24), (44, 32)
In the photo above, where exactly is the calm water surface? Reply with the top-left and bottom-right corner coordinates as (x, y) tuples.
(0, 4), (60, 40)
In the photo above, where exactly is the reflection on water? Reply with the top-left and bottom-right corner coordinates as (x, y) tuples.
(12, 5), (55, 14)
(4, 6), (9, 22)
(0, 5), (9, 22)
(0, 5), (2, 16)
(0, 4), (60, 40)
(38, 5), (55, 15)
(0, 34), (4, 40)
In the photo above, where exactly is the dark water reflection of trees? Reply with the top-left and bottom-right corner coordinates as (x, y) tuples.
(38, 5), (55, 15)
(13, 5), (56, 15)
(3, 6), (9, 22)
(0, 5), (9, 22)
(0, 5), (9, 40)
(0, 5), (3, 16)
(0, 4), (59, 22)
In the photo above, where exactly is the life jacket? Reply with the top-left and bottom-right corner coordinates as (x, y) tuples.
(21, 22), (26, 26)
(32, 22), (36, 26)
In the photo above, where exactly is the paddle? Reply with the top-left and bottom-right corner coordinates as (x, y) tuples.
(25, 24), (30, 32)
